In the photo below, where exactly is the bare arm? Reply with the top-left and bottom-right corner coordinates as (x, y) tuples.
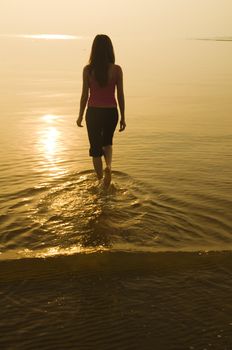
(76, 66), (89, 127)
(116, 65), (126, 131)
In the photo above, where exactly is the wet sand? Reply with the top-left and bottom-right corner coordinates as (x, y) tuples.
(1, 251), (232, 350)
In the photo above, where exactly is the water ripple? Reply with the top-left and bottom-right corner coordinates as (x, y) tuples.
(0, 170), (232, 260)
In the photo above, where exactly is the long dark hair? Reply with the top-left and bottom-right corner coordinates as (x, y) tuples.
(89, 34), (115, 87)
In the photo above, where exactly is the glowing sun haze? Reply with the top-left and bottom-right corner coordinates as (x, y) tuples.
(1, 0), (232, 39)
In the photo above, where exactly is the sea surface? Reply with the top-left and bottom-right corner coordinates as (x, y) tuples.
(0, 35), (232, 349)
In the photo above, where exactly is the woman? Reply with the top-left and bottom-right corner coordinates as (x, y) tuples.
(76, 34), (126, 188)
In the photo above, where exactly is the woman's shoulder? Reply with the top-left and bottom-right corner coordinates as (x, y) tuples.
(83, 65), (92, 81)
(114, 65), (123, 81)
(83, 64), (91, 73)
(112, 64), (122, 71)
(111, 64), (123, 80)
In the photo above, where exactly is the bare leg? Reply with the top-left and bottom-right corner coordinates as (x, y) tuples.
(102, 145), (112, 168)
(102, 145), (112, 187)
(92, 157), (103, 180)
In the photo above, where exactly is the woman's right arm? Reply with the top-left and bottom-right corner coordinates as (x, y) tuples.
(116, 65), (126, 132)
(76, 66), (89, 127)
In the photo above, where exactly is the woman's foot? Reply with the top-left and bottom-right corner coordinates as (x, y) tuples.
(103, 166), (111, 188)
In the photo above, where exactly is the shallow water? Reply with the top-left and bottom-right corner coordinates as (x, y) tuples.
(1, 36), (232, 349)
(1, 114), (232, 259)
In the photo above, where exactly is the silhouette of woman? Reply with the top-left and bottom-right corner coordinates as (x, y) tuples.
(76, 34), (126, 188)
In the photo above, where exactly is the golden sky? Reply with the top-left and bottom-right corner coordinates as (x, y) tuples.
(1, 0), (232, 119)
(1, 0), (232, 39)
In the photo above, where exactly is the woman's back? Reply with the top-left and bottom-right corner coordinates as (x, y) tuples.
(87, 64), (119, 108)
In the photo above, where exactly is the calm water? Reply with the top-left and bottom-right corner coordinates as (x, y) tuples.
(0, 36), (232, 349)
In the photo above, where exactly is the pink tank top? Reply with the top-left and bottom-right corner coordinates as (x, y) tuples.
(88, 68), (117, 107)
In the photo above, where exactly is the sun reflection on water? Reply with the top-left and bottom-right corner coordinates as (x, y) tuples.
(42, 127), (59, 156)
(19, 245), (109, 259)
(42, 114), (59, 123)
(36, 114), (66, 177)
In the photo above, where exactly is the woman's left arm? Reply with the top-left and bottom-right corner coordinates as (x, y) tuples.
(76, 66), (89, 127)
